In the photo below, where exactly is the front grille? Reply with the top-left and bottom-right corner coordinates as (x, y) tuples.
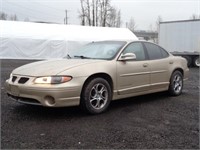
(18, 77), (29, 84)
(12, 76), (17, 82)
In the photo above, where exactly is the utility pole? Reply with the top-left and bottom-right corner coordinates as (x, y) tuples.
(65, 10), (68, 24)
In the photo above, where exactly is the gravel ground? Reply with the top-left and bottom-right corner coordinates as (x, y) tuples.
(1, 59), (199, 149)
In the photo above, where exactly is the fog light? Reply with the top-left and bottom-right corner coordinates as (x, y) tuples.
(44, 96), (55, 106)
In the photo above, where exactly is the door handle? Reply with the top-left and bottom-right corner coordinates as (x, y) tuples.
(169, 61), (174, 64)
(143, 63), (148, 67)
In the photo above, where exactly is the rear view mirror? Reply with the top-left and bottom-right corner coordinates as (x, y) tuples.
(118, 53), (136, 61)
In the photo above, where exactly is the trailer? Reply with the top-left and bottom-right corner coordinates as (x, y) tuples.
(159, 19), (200, 67)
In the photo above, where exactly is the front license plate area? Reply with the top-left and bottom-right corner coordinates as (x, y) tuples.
(10, 85), (19, 96)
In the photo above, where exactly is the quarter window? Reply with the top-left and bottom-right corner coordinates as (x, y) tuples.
(144, 43), (169, 60)
(122, 42), (146, 61)
(160, 47), (169, 58)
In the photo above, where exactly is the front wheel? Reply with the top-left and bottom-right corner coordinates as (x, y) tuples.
(80, 78), (112, 114)
(168, 71), (183, 96)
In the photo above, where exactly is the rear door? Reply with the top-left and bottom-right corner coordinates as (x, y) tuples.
(143, 42), (170, 90)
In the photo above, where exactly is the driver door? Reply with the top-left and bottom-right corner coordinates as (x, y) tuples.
(117, 42), (150, 95)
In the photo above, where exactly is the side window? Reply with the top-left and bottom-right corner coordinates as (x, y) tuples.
(144, 43), (169, 60)
(160, 47), (169, 58)
(122, 43), (146, 61)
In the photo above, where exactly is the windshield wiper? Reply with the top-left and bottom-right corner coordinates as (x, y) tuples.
(74, 55), (91, 59)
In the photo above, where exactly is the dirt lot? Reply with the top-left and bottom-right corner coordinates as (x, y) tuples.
(1, 59), (199, 149)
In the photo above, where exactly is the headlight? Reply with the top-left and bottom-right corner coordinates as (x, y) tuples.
(34, 76), (72, 84)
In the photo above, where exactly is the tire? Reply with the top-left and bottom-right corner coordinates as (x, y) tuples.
(182, 56), (192, 67)
(168, 71), (183, 96)
(193, 56), (200, 67)
(80, 78), (112, 114)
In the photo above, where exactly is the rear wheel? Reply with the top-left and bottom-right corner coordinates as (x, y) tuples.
(168, 71), (183, 96)
(193, 56), (200, 67)
(81, 78), (112, 114)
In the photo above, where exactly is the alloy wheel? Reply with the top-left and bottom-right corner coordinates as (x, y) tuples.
(173, 74), (183, 93)
(89, 83), (108, 110)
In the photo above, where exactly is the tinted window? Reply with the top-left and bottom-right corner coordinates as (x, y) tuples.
(122, 42), (146, 61)
(144, 43), (169, 60)
(160, 47), (169, 58)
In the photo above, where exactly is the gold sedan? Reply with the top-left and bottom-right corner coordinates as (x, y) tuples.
(6, 41), (189, 114)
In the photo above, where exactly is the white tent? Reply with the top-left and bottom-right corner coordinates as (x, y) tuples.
(0, 20), (138, 59)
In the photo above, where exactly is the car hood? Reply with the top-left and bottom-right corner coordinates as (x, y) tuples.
(12, 59), (105, 76)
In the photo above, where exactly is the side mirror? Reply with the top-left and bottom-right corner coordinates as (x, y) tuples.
(118, 53), (136, 61)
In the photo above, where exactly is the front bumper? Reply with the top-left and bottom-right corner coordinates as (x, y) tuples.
(5, 76), (84, 107)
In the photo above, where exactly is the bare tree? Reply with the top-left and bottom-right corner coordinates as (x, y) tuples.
(116, 10), (122, 28)
(9, 14), (18, 21)
(86, 0), (91, 26)
(79, 0), (95, 26)
(0, 11), (8, 20)
(95, 0), (98, 26)
(106, 7), (116, 27)
(107, 8), (121, 27)
(102, 0), (109, 27)
(0, 12), (18, 21)
(79, 0), (121, 27)
(79, 0), (86, 25)
(127, 17), (136, 31)
(190, 14), (200, 20)
(92, 0), (95, 26)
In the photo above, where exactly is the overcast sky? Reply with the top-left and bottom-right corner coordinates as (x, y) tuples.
(1, 0), (199, 30)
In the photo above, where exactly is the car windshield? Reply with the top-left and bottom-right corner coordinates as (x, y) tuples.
(70, 41), (126, 60)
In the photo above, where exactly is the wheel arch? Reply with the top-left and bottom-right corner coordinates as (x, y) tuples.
(171, 68), (184, 80)
(80, 73), (114, 97)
